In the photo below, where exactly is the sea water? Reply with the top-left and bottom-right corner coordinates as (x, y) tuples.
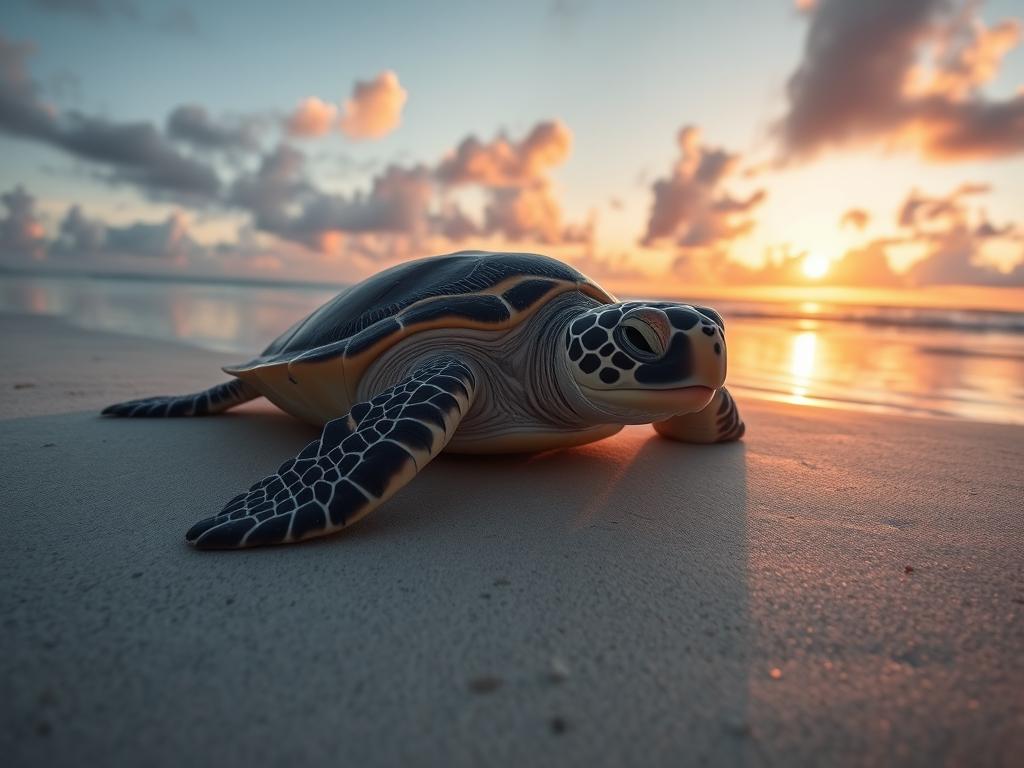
(2, 273), (1022, 426)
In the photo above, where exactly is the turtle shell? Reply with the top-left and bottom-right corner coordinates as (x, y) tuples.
(224, 251), (615, 424)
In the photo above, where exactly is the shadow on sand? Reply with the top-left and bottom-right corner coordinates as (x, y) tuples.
(3, 408), (753, 767)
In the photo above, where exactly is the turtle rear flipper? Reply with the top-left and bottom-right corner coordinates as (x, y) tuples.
(653, 386), (745, 444)
(185, 356), (476, 549)
(101, 379), (261, 418)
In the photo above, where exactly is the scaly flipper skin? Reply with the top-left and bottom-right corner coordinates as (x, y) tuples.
(102, 380), (260, 418)
(652, 387), (745, 444)
(185, 357), (476, 549)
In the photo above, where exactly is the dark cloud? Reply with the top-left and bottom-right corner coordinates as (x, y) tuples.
(780, 0), (1024, 161)
(0, 34), (220, 200)
(641, 126), (766, 251)
(283, 164), (434, 248)
(229, 145), (435, 250)
(166, 104), (258, 153)
(0, 36), (58, 137)
(434, 203), (479, 241)
(228, 144), (309, 234)
(59, 112), (220, 197)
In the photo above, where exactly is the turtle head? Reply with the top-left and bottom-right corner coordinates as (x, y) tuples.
(562, 302), (727, 421)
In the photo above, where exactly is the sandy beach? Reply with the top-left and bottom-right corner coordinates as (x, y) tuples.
(1, 311), (1022, 767)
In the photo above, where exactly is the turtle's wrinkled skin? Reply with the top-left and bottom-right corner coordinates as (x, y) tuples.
(103, 250), (745, 549)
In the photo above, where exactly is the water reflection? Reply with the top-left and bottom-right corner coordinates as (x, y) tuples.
(788, 331), (817, 402)
(2, 274), (1023, 425)
(726, 314), (1024, 424)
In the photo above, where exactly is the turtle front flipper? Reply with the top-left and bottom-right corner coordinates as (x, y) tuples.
(652, 387), (745, 444)
(102, 379), (260, 418)
(185, 356), (476, 550)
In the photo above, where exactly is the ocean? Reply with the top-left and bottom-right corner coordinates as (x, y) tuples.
(2, 273), (1022, 426)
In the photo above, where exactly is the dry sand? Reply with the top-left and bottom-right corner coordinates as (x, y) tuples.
(1, 311), (1022, 767)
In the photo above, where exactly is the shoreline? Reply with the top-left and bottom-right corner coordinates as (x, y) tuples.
(2, 312), (1022, 767)
(2, 307), (1019, 429)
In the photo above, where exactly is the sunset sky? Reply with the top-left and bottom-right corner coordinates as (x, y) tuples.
(1, 0), (1023, 300)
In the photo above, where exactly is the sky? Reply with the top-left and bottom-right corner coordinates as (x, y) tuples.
(1, 0), (1023, 301)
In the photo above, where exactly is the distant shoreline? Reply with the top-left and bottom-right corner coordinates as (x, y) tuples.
(3, 267), (1022, 334)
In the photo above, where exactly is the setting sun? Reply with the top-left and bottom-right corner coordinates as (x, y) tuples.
(802, 254), (831, 279)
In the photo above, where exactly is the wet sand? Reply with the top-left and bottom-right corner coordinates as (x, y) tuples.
(1, 312), (1022, 767)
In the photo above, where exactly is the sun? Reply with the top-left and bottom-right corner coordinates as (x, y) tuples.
(802, 253), (830, 280)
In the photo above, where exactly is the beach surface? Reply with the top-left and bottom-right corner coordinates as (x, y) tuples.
(2, 311), (1022, 767)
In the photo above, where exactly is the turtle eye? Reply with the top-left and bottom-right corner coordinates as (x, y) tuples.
(616, 317), (665, 361)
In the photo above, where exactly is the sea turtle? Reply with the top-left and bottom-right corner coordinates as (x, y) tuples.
(103, 250), (745, 549)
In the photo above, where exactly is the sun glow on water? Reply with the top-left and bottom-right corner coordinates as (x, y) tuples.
(802, 254), (831, 280)
(789, 331), (818, 402)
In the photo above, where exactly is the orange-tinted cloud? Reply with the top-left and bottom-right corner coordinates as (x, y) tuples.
(436, 120), (572, 186)
(839, 208), (870, 230)
(226, 120), (590, 254)
(339, 71), (407, 140)
(780, 0), (1024, 162)
(285, 97), (338, 138)
(845, 184), (1022, 286)
(641, 126), (766, 251)
(437, 120), (586, 245)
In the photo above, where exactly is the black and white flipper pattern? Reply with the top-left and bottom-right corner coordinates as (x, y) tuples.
(652, 386), (745, 444)
(185, 357), (476, 549)
(102, 379), (260, 418)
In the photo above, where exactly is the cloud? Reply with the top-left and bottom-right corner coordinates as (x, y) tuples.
(166, 104), (257, 153)
(0, 185), (205, 266)
(0, 185), (46, 260)
(839, 208), (870, 230)
(283, 164), (434, 248)
(0, 34), (220, 200)
(469, 124), (582, 242)
(231, 119), (588, 254)
(229, 144), (435, 250)
(228, 144), (309, 234)
(53, 204), (201, 261)
(896, 183), (1022, 285)
(823, 184), (1022, 287)
(436, 120), (572, 186)
(339, 71), (407, 140)
(826, 239), (904, 286)
(484, 182), (573, 244)
(897, 182), (989, 230)
(641, 125), (766, 252)
(59, 112), (221, 198)
(436, 120), (587, 245)
(285, 97), (338, 138)
(779, 0), (1024, 161)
